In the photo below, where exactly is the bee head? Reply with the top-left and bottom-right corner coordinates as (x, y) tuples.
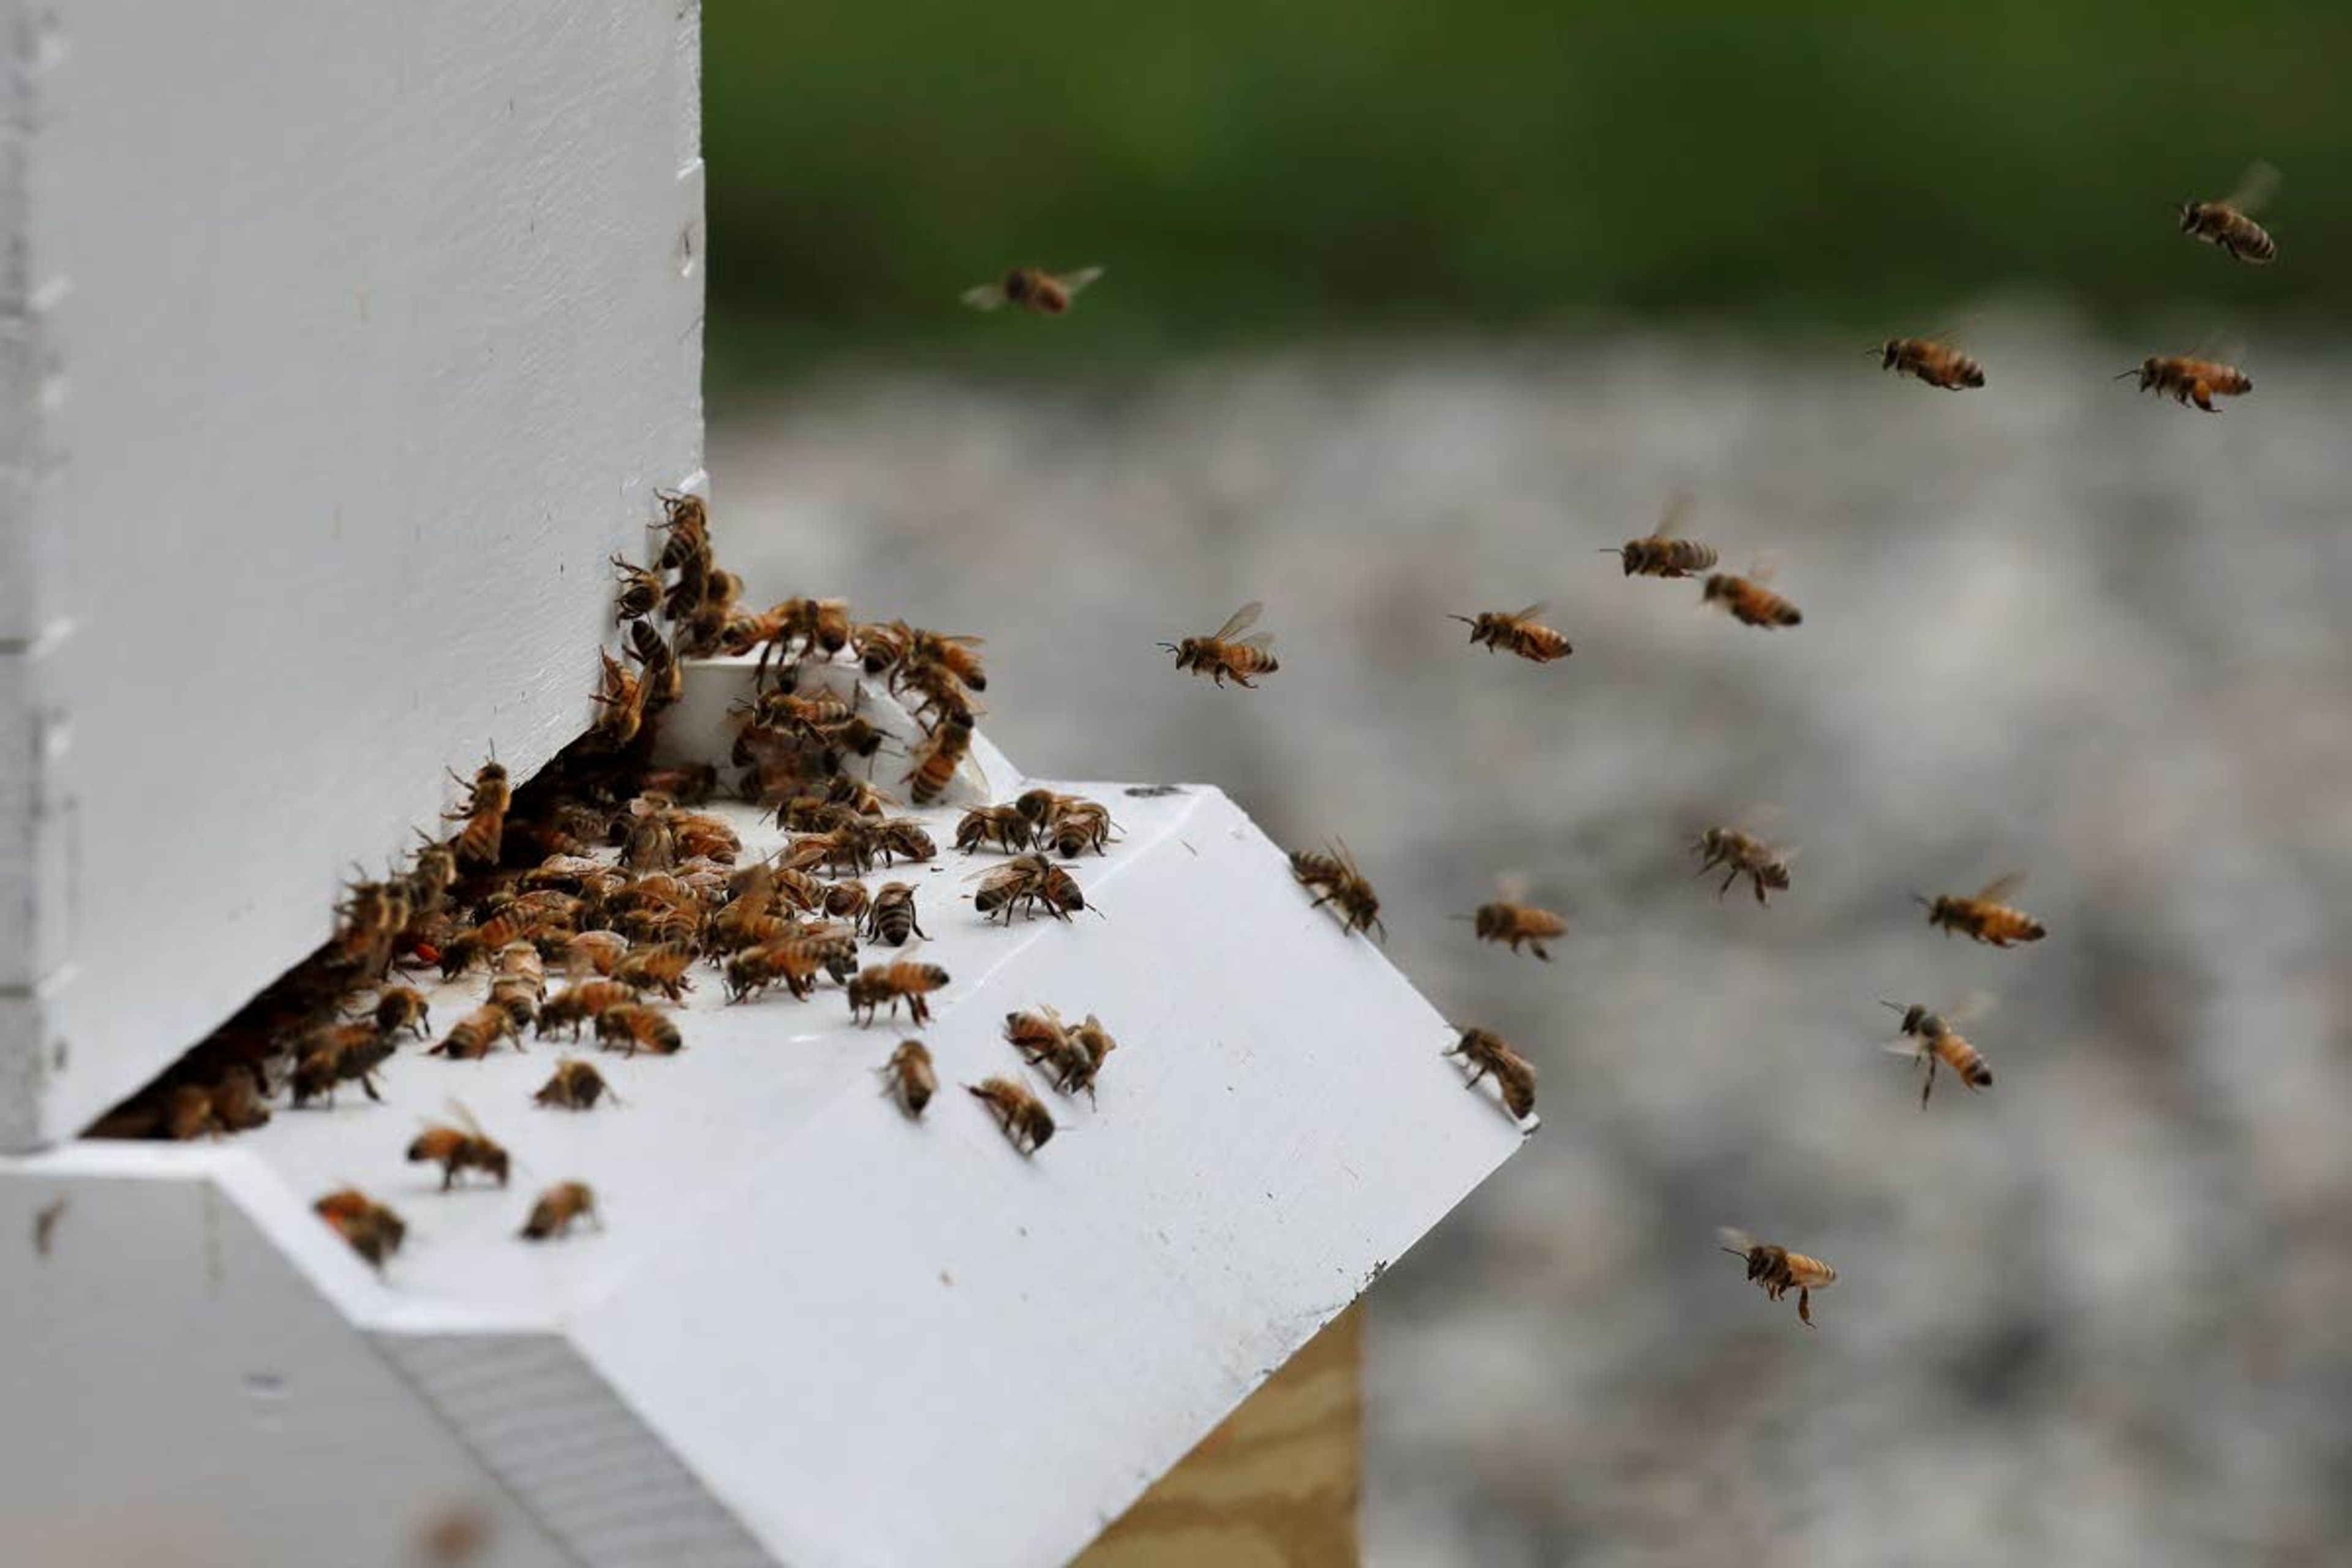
(1879, 339), (1901, 369)
(1003, 269), (1032, 302)
(2177, 202), (2201, 232)
(1700, 574), (1729, 601)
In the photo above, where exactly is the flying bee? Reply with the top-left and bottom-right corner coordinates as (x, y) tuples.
(1718, 1227), (1837, 1327)
(429, 1004), (522, 1061)
(597, 1003), (684, 1057)
(968, 1076), (1055, 1153)
(521, 1181), (601, 1241)
(537, 980), (637, 1039)
(612, 555), (662, 620)
(614, 942), (696, 1001)
(371, 985), (432, 1039)
(1444, 1027), (1538, 1121)
(961, 265), (1104, 315)
(1880, 994), (1996, 1107)
(2179, 161), (2280, 263)
(864, 881), (927, 947)
(1448, 603), (1572, 664)
(444, 758), (511, 868)
(2117, 354), (2253, 413)
(906, 711), (981, 805)
(847, 950), (951, 1027)
(1161, 600), (1280, 688)
(408, 1106), (510, 1189)
(1290, 840), (1385, 941)
(1880, 334), (1986, 390)
(290, 1022), (398, 1107)
(957, 803), (1035, 854)
(881, 1039), (937, 1118)
(315, 1188), (407, 1270)
(533, 1057), (617, 1110)
(1690, 819), (1794, 907)
(1918, 872), (2046, 947)
(1702, 562), (1802, 628)
(1602, 494), (1719, 578)
(1463, 875), (1569, 960)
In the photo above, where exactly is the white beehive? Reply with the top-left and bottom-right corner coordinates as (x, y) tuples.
(0, 6), (1524, 1566)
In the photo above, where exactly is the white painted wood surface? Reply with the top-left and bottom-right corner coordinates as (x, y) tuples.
(0, 1), (704, 1149)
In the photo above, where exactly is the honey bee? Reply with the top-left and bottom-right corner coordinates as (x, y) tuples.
(627, 619), (684, 709)
(597, 1003), (684, 1057)
(315, 1188), (407, 1269)
(1444, 1027), (1538, 1121)
(407, 1106), (511, 1189)
(496, 940), (548, 997)
(1004, 1005), (1072, 1066)
(909, 629), (989, 691)
(1463, 875), (1568, 960)
(641, 763), (719, 805)
(853, 617), (912, 678)
(881, 1039), (937, 1117)
(896, 658), (982, 733)
(1880, 334), (1986, 390)
(1161, 600), (1280, 688)
(823, 879), (873, 923)
(1702, 564), (1803, 628)
(332, 876), (413, 978)
(429, 1003), (522, 1061)
(533, 1057), (617, 1110)
(561, 930), (631, 978)
(956, 803), (1035, 854)
(847, 950), (951, 1027)
(969, 853), (1087, 923)
(2117, 354), (2253, 413)
(2179, 161), (2280, 263)
(961, 265), (1104, 315)
(723, 936), (839, 1003)
(1447, 603), (1572, 663)
(1060, 1013), (1120, 1101)
(1014, 788), (1116, 858)
(906, 710), (981, 805)
(827, 772), (895, 817)
(614, 942), (696, 1001)
(1918, 872), (2046, 946)
(372, 985), (432, 1039)
(444, 760), (512, 869)
(290, 1022), (398, 1107)
(1001, 1004), (1114, 1099)
(1880, 995), (1996, 1107)
(208, 1063), (274, 1133)
(612, 555), (662, 621)
(590, 649), (648, 748)
(1600, 494), (1719, 579)
(873, 819), (938, 865)
(1691, 820), (1794, 907)
(520, 1181), (601, 1241)
(654, 491), (709, 568)
(1718, 1227), (1836, 1327)
(968, 1075), (1056, 1153)
(864, 881), (928, 947)
(405, 837), (461, 917)
(1290, 840), (1384, 940)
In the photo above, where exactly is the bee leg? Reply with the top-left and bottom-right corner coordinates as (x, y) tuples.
(1531, 941), (1551, 962)
(2192, 383), (2217, 412)
(1718, 865), (1740, 899)
(1751, 872), (1770, 907)
(361, 1074), (383, 1104)
(1797, 1289), (1814, 1327)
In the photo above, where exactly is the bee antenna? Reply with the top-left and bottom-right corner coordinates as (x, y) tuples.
(1910, 893), (1934, 909)
(1595, 547), (1623, 556)
(1444, 614), (1476, 626)
(2111, 368), (2141, 380)
(1155, 641), (1179, 654)
(1878, 999), (1907, 1014)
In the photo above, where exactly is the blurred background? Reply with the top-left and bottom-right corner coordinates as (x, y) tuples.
(701, 8), (2352, 1564)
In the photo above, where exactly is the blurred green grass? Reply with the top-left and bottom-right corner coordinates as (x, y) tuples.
(704, 2), (2351, 382)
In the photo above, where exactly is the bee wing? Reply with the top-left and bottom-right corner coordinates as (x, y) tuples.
(1212, 600), (1265, 641)
(1746, 554), (1782, 585)
(1494, 869), (1534, 903)
(2225, 160), (2280, 215)
(1715, 1226), (1758, 1257)
(1235, 631), (1276, 652)
(960, 282), (1010, 312)
(1943, 989), (2000, 1028)
(443, 1099), (484, 1137)
(1507, 602), (1550, 624)
(1975, 871), (2026, 904)
(1055, 265), (1106, 300)
(1655, 493), (1694, 540)
(1880, 1040), (1927, 1059)
(1733, 804), (1786, 833)
(1331, 835), (1366, 878)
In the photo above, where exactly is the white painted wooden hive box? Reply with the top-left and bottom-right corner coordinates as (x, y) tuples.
(0, 6), (1523, 1566)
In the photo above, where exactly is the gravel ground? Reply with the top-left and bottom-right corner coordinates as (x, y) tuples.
(710, 325), (2352, 1567)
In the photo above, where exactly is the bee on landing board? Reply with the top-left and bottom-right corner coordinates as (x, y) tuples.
(1444, 1027), (1537, 1121)
(290, 1022), (398, 1107)
(863, 881), (928, 947)
(1291, 839), (1385, 940)
(848, 951), (952, 1027)
(1918, 872), (2046, 947)
(1161, 601), (1280, 689)
(1602, 494), (1720, 579)
(1719, 1228), (1837, 1326)
(881, 1040), (938, 1118)
(1880, 334), (1986, 390)
(1448, 603), (1572, 663)
(1880, 994), (1996, 1107)
(961, 265), (1104, 315)
(429, 1003), (522, 1061)
(969, 1075), (1056, 1154)
(956, 802), (1035, 854)
(443, 758), (511, 869)
(1691, 818), (1795, 907)
(1702, 562), (1803, 629)
(2179, 162), (2280, 264)
(315, 1188), (407, 1270)
(371, 985), (432, 1040)
(407, 1106), (510, 1190)
(520, 1181), (600, 1241)
(968, 853), (1087, 924)
(1461, 875), (1569, 960)
(2118, 355), (2253, 413)
(597, 1003), (684, 1057)
(533, 1057), (617, 1111)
